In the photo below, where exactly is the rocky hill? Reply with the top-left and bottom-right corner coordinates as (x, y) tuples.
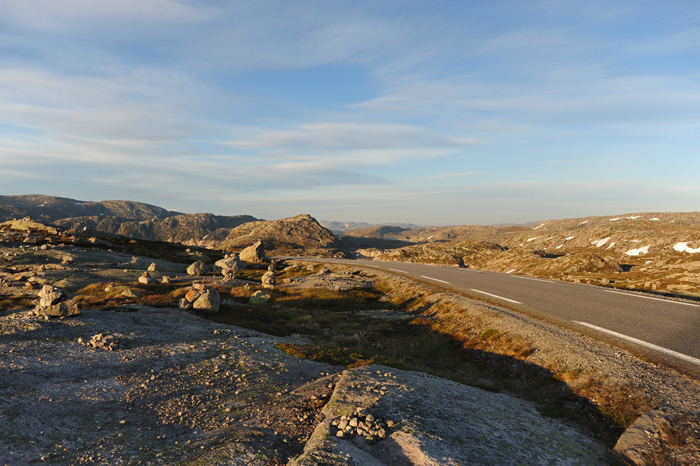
(350, 212), (700, 298)
(0, 195), (257, 248)
(343, 225), (410, 239)
(222, 214), (348, 258)
(0, 194), (178, 222)
(320, 221), (422, 235)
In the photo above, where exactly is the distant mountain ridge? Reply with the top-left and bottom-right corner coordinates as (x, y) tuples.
(0, 195), (257, 247)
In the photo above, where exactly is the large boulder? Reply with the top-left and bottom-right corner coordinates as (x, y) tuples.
(187, 260), (208, 276)
(240, 240), (265, 262)
(192, 288), (220, 314)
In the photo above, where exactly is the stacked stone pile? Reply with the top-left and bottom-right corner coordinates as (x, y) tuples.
(262, 262), (276, 288)
(331, 409), (392, 444)
(178, 283), (220, 313)
(214, 254), (243, 280)
(32, 285), (80, 318)
(78, 333), (122, 351)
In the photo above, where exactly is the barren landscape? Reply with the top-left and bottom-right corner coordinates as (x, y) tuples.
(1, 197), (700, 465)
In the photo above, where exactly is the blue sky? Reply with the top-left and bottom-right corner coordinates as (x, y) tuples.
(1, 0), (698, 225)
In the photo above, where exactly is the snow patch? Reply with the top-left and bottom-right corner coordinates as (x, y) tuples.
(427, 235), (434, 240)
(526, 236), (541, 242)
(37, 203), (45, 207)
(533, 224), (545, 230)
(591, 237), (610, 248)
(673, 242), (700, 254)
(645, 261), (653, 264)
(545, 236), (557, 241)
(627, 216), (640, 220)
(555, 245), (563, 249)
(650, 218), (660, 221)
(506, 269), (516, 274)
(565, 236), (575, 240)
(580, 220), (589, 224)
(626, 245), (650, 256)
(606, 242), (616, 249)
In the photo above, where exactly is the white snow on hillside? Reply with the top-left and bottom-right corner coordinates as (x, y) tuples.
(627, 216), (641, 220)
(527, 236), (541, 242)
(565, 236), (575, 240)
(674, 242), (700, 254)
(651, 218), (660, 221)
(591, 237), (610, 247)
(610, 218), (620, 221)
(607, 242), (616, 249)
(626, 245), (650, 256)
(580, 221), (589, 224)
(533, 224), (546, 230)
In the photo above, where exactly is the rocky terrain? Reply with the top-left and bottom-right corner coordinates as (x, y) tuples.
(347, 213), (700, 300)
(1, 217), (700, 465)
(222, 215), (348, 258)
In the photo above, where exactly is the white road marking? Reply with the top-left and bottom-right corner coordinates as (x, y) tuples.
(510, 275), (556, 284)
(603, 290), (700, 307)
(573, 321), (700, 366)
(421, 275), (450, 284)
(470, 289), (522, 304)
(389, 268), (408, 273)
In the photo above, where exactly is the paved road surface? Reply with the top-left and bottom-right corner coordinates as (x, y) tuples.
(283, 257), (700, 379)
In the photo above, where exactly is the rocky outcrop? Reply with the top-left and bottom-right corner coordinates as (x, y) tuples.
(222, 214), (348, 258)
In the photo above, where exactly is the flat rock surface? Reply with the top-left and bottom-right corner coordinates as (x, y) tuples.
(293, 366), (607, 465)
(1, 305), (605, 465)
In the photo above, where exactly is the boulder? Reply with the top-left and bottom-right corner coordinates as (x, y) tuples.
(161, 276), (170, 284)
(192, 288), (220, 314)
(37, 299), (80, 317)
(148, 263), (158, 272)
(240, 240), (265, 262)
(138, 272), (151, 285)
(261, 271), (276, 288)
(121, 288), (139, 298)
(187, 260), (207, 276)
(249, 290), (271, 305)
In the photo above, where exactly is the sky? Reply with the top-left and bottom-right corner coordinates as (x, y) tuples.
(1, 0), (699, 225)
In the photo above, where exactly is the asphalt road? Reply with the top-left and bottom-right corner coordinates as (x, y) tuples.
(286, 257), (700, 379)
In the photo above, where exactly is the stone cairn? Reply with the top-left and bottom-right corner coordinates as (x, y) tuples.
(179, 283), (220, 314)
(214, 254), (243, 281)
(78, 333), (122, 351)
(331, 409), (393, 444)
(262, 262), (276, 288)
(31, 285), (80, 319)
